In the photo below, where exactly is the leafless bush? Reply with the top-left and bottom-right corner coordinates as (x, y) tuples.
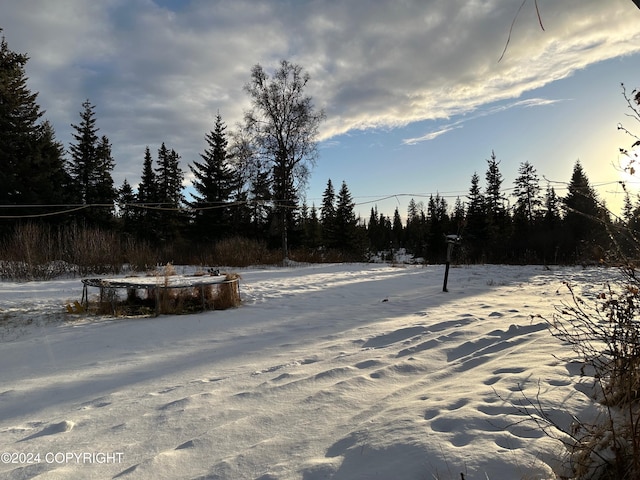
(506, 275), (640, 479)
(62, 224), (123, 275)
(546, 278), (640, 479)
(210, 236), (281, 267)
(0, 223), (154, 280)
(289, 247), (357, 263)
(0, 223), (75, 280)
(121, 236), (157, 272)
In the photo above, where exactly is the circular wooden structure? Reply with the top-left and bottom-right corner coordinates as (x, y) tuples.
(81, 274), (241, 316)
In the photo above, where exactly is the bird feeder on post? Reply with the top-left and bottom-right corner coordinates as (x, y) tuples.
(442, 234), (461, 292)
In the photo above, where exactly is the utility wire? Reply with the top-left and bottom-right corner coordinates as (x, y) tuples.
(1, 179), (638, 219)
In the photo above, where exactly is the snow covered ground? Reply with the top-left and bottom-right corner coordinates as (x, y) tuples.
(0, 263), (622, 479)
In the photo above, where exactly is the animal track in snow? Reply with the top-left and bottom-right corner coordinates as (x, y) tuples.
(19, 420), (74, 442)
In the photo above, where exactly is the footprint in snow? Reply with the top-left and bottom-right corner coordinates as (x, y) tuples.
(19, 420), (74, 442)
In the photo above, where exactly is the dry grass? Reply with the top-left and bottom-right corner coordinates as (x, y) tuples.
(0, 222), (156, 280)
(214, 273), (242, 310)
(85, 270), (241, 317)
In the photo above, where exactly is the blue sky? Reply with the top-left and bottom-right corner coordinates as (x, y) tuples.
(2, 0), (640, 220)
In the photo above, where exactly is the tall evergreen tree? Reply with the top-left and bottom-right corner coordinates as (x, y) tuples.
(544, 185), (561, 229)
(405, 199), (427, 258)
(154, 143), (186, 243)
(451, 197), (466, 234)
(117, 179), (136, 235)
(378, 213), (393, 256)
(135, 146), (158, 239)
(563, 160), (605, 260)
(0, 32), (41, 206)
(484, 151), (511, 260)
(427, 194), (449, 262)
(0, 32), (69, 222)
(138, 146), (157, 205)
(303, 203), (321, 248)
(464, 172), (486, 261)
(20, 120), (71, 213)
(485, 151), (506, 219)
(189, 113), (235, 242)
(541, 184), (563, 263)
(92, 135), (117, 223)
(321, 179), (337, 248)
(392, 207), (404, 249)
(512, 161), (542, 223)
(367, 207), (383, 252)
(68, 100), (115, 226)
(335, 181), (360, 255)
(68, 100), (99, 204)
(156, 143), (183, 206)
(511, 161), (542, 259)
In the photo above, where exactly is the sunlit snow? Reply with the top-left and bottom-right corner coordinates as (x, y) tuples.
(0, 263), (620, 479)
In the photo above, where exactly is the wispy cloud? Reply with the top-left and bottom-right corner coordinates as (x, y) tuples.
(402, 98), (567, 145)
(403, 125), (464, 145)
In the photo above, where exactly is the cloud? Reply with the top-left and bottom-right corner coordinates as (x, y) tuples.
(0, 0), (639, 185)
(402, 97), (566, 145)
(403, 125), (464, 146)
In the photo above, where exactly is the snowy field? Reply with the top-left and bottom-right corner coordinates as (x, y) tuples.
(0, 263), (622, 479)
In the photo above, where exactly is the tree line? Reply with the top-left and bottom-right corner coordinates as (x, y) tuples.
(1, 29), (637, 267)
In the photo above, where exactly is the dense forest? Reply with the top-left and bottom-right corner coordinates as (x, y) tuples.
(1, 30), (639, 275)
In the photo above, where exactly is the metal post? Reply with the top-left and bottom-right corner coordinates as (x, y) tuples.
(442, 235), (460, 293)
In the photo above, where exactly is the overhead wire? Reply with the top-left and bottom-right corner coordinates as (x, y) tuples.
(1, 178), (639, 220)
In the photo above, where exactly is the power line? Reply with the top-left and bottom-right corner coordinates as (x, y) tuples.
(2, 178), (639, 219)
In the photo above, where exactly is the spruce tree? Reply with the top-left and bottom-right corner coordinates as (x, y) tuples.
(92, 135), (117, 223)
(307, 204), (321, 248)
(117, 179), (136, 235)
(190, 113), (235, 242)
(511, 161), (542, 259)
(541, 185), (563, 263)
(379, 213), (394, 256)
(138, 147), (156, 205)
(321, 179), (337, 248)
(22, 121), (71, 213)
(563, 160), (605, 260)
(68, 100), (115, 226)
(484, 151), (511, 260)
(155, 143), (186, 243)
(485, 151), (506, 219)
(69, 100), (99, 204)
(335, 181), (359, 254)
(512, 161), (542, 223)
(544, 185), (561, 228)
(427, 194), (449, 262)
(135, 146), (158, 239)
(392, 207), (404, 249)
(464, 172), (486, 261)
(451, 197), (465, 233)
(368, 207), (381, 252)
(405, 199), (427, 258)
(0, 33), (41, 206)
(156, 143), (184, 206)
(0, 32), (69, 222)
